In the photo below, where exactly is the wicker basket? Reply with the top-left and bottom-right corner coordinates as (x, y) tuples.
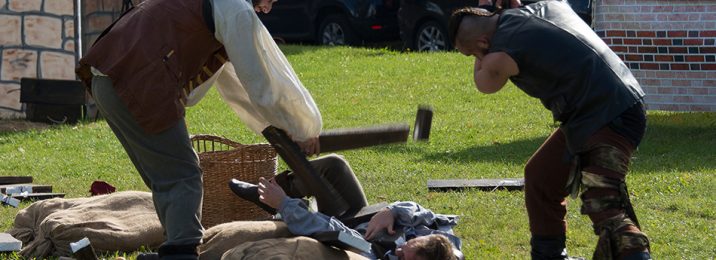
(191, 135), (277, 228)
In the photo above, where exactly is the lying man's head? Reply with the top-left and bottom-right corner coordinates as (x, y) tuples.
(448, 7), (500, 59)
(396, 234), (457, 260)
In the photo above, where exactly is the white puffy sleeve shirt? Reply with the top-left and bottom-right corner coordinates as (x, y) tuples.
(186, 0), (322, 141)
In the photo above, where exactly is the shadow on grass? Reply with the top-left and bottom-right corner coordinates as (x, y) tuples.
(0, 120), (51, 135)
(369, 137), (545, 165)
(371, 112), (716, 173)
(420, 138), (544, 165)
(0, 119), (97, 144)
(633, 112), (716, 173)
(279, 40), (407, 57)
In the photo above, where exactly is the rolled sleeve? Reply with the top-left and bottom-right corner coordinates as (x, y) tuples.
(211, 0), (322, 141)
(387, 201), (437, 227)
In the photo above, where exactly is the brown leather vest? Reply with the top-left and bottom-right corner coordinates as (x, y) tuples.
(77, 0), (227, 133)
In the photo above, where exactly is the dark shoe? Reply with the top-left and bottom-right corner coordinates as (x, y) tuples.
(531, 235), (585, 260)
(228, 179), (277, 215)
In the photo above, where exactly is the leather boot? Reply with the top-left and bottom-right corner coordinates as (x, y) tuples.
(228, 179), (277, 215)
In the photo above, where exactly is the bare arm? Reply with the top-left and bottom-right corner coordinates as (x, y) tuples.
(473, 52), (519, 94)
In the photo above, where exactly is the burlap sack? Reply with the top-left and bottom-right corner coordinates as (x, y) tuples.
(7, 191), (164, 258)
(221, 236), (369, 260)
(199, 221), (292, 260)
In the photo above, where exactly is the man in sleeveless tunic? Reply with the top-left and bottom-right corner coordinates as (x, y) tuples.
(448, 1), (651, 259)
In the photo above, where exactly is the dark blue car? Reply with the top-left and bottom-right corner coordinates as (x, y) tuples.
(399, 0), (593, 51)
(257, 0), (401, 45)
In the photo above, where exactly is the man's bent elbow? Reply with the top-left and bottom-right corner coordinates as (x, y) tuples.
(474, 81), (501, 94)
(476, 85), (500, 94)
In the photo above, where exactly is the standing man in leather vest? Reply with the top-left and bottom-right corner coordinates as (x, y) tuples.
(448, 1), (651, 259)
(76, 0), (322, 259)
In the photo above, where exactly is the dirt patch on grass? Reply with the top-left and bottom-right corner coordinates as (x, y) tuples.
(0, 120), (50, 133)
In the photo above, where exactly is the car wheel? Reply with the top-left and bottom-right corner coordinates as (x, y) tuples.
(317, 14), (356, 46)
(414, 21), (449, 51)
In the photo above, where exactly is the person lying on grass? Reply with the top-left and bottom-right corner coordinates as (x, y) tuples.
(260, 176), (459, 260)
(229, 156), (462, 260)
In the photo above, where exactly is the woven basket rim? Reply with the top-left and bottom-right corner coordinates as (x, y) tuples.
(191, 134), (277, 227)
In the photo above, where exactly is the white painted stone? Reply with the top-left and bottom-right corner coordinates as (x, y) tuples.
(24, 15), (63, 49)
(64, 40), (76, 52)
(0, 15), (21, 46)
(0, 82), (22, 112)
(8, 0), (41, 12)
(64, 19), (75, 38)
(40, 51), (75, 80)
(45, 0), (75, 16)
(1, 49), (38, 81)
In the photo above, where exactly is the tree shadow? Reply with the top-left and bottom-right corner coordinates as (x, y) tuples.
(369, 112), (716, 173)
(0, 120), (51, 135)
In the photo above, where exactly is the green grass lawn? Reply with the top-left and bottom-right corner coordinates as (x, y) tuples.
(1, 45), (715, 259)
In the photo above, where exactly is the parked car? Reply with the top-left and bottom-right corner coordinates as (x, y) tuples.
(398, 0), (592, 51)
(257, 0), (401, 45)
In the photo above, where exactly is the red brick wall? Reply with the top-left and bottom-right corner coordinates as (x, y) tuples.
(593, 0), (716, 112)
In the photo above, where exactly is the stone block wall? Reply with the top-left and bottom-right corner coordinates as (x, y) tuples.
(594, 0), (716, 112)
(81, 0), (145, 54)
(0, 0), (77, 118)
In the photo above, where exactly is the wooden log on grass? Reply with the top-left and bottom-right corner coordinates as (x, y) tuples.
(0, 183), (53, 194)
(428, 178), (524, 192)
(11, 192), (65, 201)
(0, 176), (33, 185)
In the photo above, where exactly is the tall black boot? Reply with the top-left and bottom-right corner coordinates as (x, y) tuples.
(531, 235), (584, 260)
(228, 179), (277, 215)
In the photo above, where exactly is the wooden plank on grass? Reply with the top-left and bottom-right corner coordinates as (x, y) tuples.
(11, 192), (65, 201)
(0, 183), (52, 194)
(428, 178), (524, 192)
(0, 233), (22, 252)
(0, 176), (33, 185)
